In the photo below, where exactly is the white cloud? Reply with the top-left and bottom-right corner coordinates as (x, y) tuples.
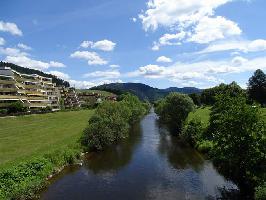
(68, 79), (122, 89)
(109, 64), (120, 68)
(0, 47), (28, 57)
(17, 43), (32, 50)
(152, 31), (186, 50)
(156, 56), (172, 63)
(80, 41), (93, 48)
(131, 17), (137, 22)
(128, 55), (266, 87)
(188, 16), (242, 44)
(0, 21), (23, 36)
(139, 0), (231, 31)
(200, 39), (266, 54)
(4, 55), (65, 71)
(70, 51), (108, 65)
(49, 61), (65, 68)
(0, 37), (5, 46)
(80, 39), (116, 51)
(49, 71), (70, 80)
(83, 70), (120, 79)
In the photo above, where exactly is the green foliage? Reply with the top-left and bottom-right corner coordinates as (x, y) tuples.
(189, 93), (201, 106)
(255, 183), (266, 200)
(182, 118), (204, 146)
(209, 93), (266, 189)
(248, 69), (266, 106)
(82, 94), (147, 150)
(155, 93), (195, 133)
(196, 140), (214, 153)
(0, 148), (80, 200)
(201, 81), (245, 105)
(7, 101), (27, 114)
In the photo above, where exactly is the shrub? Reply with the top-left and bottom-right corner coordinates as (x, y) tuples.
(155, 93), (195, 134)
(196, 140), (214, 153)
(209, 93), (266, 190)
(182, 118), (204, 147)
(7, 101), (27, 114)
(81, 94), (147, 151)
(255, 183), (266, 200)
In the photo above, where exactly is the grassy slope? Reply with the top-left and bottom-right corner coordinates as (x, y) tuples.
(188, 107), (211, 127)
(77, 89), (114, 97)
(188, 107), (266, 126)
(0, 110), (94, 168)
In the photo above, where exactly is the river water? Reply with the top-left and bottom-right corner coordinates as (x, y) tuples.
(41, 110), (237, 200)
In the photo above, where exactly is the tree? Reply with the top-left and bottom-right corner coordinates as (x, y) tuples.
(189, 93), (201, 106)
(155, 93), (195, 134)
(7, 101), (27, 114)
(209, 93), (266, 191)
(248, 69), (266, 106)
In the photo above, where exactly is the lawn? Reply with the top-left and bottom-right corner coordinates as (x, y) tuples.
(77, 89), (115, 97)
(188, 106), (211, 127)
(0, 109), (94, 167)
(188, 106), (266, 127)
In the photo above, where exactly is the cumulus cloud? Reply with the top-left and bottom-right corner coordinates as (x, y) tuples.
(0, 20), (23, 36)
(4, 56), (65, 70)
(17, 43), (32, 50)
(83, 70), (120, 79)
(109, 64), (120, 68)
(139, 0), (231, 31)
(49, 71), (70, 80)
(152, 31), (186, 50)
(0, 37), (5, 46)
(128, 55), (266, 87)
(70, 51), (108, 65)
(139, 0), (242, 48)
(0, 47), (28, 57)
(49, 61), (65, 68)
(80, 39), (116, 51)
(188, 16), (242, 44)
(200, 39), (266, 54)
(156, 56), (172, 63)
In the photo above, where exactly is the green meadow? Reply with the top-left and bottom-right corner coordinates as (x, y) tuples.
(0, 109), (94, 168)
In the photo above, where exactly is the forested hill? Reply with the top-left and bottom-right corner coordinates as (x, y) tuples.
(0, 62), (70, 87)
(90, 83), (202, 102)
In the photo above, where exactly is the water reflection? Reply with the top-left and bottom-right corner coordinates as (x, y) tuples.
(84, 123), (142, 174)
(157, 124), (204, 171)
(41, 110), (238, 200)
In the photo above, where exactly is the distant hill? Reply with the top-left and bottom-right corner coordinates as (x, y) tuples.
(90, 83), (202, 102)
(0, 62), (70, 87)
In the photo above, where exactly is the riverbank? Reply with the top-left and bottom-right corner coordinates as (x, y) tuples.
(0, 109), (94, 199)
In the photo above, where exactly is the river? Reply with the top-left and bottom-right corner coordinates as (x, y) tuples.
(41, 109), (237, 200)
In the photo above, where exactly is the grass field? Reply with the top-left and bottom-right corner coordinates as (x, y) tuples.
(188, 106), (266, 127)
(77, 89), (115, 97)
(0, 109), (94, 167)
(188, 107), (211, 127)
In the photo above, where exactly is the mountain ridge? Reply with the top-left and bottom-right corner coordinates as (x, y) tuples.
(90, 82), (202, 102)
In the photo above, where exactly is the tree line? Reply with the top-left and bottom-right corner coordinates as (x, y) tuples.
(81, 93), (150, 150)
(155, 69), (266, 199)
(189, 69), (266, 107)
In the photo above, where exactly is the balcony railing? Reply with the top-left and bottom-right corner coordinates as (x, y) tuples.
(0, 88), (18, 92)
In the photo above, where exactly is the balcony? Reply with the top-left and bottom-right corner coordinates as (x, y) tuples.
(0, 95), (22, 100)
(29, 103), (50, 108)
(0, 88), (18, 92)
(0, 79), (15, 84)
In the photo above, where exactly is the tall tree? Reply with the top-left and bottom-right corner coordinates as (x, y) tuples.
(248, 69), (266, 106)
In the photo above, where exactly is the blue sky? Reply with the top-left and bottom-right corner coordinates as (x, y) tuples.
(1, 0), (266, 89)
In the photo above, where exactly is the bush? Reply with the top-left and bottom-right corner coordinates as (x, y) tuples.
(7, 101), (27, 114)
(0, 147), (81, 199)
(182, 118), (204, 147)
(209, 93), (266, 190)
(155, 93), (195, 134)
(196, 140), (214, 153)
(81, 94), (147, 151)
(255, 183), (266, 200)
